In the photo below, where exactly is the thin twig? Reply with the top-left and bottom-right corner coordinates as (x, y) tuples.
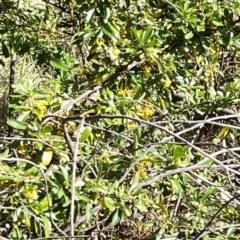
(49, 114), (240, 176)
(193, 194), (240, 240)
(119, 145), (154, 185)
(70, 119), (85, 236)
(188, 171), (240, 205)
(196, 223), (240, 239)
(173, 191), (182, 218)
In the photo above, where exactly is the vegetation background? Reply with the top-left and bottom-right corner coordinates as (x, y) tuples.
(0, 0), (240, 239)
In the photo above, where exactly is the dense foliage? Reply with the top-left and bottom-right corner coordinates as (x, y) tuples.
(1, 0), (240, 239)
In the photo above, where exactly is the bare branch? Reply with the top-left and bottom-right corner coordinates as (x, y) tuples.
(70, 119), (85, 236)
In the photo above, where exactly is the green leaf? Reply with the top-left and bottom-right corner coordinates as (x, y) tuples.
(86, 9), (95, 23)
(42, 150), (53, 166)
(7, 119), (27, 130)
(59, 165), (70, 187)
(0, 174), (22, 181)
(142, 221), (154, 227)
(32, 91), (49, 98)
(212, 21), (223, 26)
(136, 202), (148, 212)
(86, 203), (92, 223)
(133, 134), (138, 150)
(108, 22), (120, 38)
(188, 16), (201, 23)
(226, 227), (236, 237)
(80, 126), (92, 142)
(197, 25), (205, 32)
(201, 187), (217, 203)
(110, 208), (120, 227)
(218, 127), (230, 139)
(84, 31), (96, 40)
(131, 28), (142, 45)
(56, 189), (64, 199)
(130, 172), (139, 191)
(40, 196), (51, 212)
(104, 197), (117, 212)
(50, 58), (69, 71)
(31, 2), (46, 10)
(169, 178), (183, 193)
(184, 1), (190, 12)
(41, 215), (51, 237)
(150, 53), (164, 72)
(173, 146), (185, 160)
(119, 203), (132, 217)
(119, 99), (130, 107)
(109, 181), (119, 195)
(75, 177), (85, 187)
(148, 37), (159, 47)
(142, 28), (154, 45)
(164, 163), (180, 170)
(133, 85), (143, 100)
(0, 148), (9, 158)
(91, 185), (108, 194)
(102, 27), (118, 41)
(62, 194), (71, 207)
(170, 61), (177, 72)
(42, 125), (53, 134)
(17, 111), (30, 124)
(104, 7), (111, 23)
(185, 31), (194, 40)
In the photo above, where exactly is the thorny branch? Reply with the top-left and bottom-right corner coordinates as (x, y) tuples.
(42, 112), (240, 235)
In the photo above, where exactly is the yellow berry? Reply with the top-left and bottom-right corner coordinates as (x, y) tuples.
(25, 221), (31, 227)
(144, 66), (151, 74)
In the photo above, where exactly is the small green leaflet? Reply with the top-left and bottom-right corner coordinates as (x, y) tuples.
(133, 85), (142, 100)
(185, 31), (194, 40)
(80, 126), (92, 142)
(104, 197), (116, 212)
(212, 21), (223, 26)
(7, 119), (27, 130)
(0, 147), (9, 158)
(86, 203), (92, 222)
(86, 9), (95, 23)
(50, 58), (69, 71)
(110, 208), (120, 227)
(17, 111), (30, 124)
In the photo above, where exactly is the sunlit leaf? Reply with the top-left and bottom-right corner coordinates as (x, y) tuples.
(86, 203), (92, 222)
(86, 9), (95, 23)
(80, 126), (92, 142)
(218, 127), (230, 139)
(185, 31), (194, 40)
(41, 215), (51, 237)
(41, 150), (53, 166)
(17, 111), (30, 124)
(7, 119), (27, 130)
(0, 148), (9, 158)
(104, 197), (116, 212)
(50, 58), (69, 71)
(110, 209), (120, 227)
(201, 187), (217, 202)
(133, 85), (142, 100)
